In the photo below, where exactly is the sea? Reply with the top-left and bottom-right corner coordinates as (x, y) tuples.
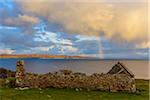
(0, 58), (149, 79)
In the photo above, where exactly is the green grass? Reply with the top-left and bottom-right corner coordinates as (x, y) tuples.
(0, 79), (149, 100)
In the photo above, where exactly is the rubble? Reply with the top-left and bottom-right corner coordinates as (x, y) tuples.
(15, 60), (136, 92)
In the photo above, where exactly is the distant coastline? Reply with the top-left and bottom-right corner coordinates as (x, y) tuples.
(0, 54), (148, 60)
(0, 54), (91, 59)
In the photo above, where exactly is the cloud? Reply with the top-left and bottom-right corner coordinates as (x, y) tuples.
(34, 31), (73, 45)
(4, 14), (39, 26)
(0, 26), (17, 30)
(101, 37), (149, 59)
(18, 14), (39, 24)
(105, 4), (148, 42)
(31, 47), (50, 52)
(103, 48), (148, 59)
(0, 23), (148, 59)
(1, 14), (39, 34)
(48, 45), (78, 55)
(0, 25), (100, 56)
(58, 45), (78, 54)
(0, 48), (15, 54)
(136, 52), (148, 56)
(75, 40), (100, 55)
(75, 35), (100, 42)
(17, 1), (147, 43)
(75, 34), (104, 58)
(18, 1), (113, 35)
(136, 41), (150, 49)
(0, 0), (148, 59)
(0, 26), (55, 55)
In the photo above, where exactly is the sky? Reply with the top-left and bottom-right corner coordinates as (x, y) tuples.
(0, 0), (149, 59)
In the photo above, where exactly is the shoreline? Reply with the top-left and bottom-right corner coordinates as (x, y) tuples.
(0, 54), (149, 60)
(0, 54), (88, 59)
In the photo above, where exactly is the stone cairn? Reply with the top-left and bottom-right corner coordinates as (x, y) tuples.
(15, 60), (25, 87)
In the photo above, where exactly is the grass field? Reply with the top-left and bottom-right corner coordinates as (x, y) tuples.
(0, 79), (149, 100)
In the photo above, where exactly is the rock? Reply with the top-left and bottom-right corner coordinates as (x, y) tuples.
(75, 88), (79, 91)
(47, 95), (51, 98)
(18, 87), (29, 90)
(135, 90), (141, 95)
(14, 88), (19, 90)
(110, 89), (117, 92)
(40, 91), (43, 94)
(131, 84), (136, 93)
(79, 88), (82, 91)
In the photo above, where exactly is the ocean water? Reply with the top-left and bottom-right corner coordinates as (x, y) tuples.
(0, 58), (149, 79)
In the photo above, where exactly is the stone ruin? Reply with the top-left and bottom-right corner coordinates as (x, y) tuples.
(107, 62), (134, 78)
(15, 60), (25, 87)
(15, 60), (136, 92)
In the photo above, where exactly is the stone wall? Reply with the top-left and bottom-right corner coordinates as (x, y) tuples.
(15, 60), (136, 92)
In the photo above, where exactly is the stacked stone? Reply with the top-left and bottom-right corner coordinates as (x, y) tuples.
(15, 60), (25, 87)
(15, 60), (136, 93)
(22, 70), (136, 92)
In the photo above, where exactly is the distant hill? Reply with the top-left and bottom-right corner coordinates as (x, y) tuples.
(0, 54), (92, 59)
